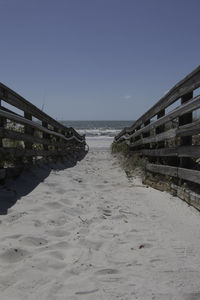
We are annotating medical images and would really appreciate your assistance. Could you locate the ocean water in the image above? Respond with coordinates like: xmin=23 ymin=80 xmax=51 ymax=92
xmin=61 ymin=120 xmax=134 ymax=149
xmin=61 ymin=120 xmax=134 ymax=138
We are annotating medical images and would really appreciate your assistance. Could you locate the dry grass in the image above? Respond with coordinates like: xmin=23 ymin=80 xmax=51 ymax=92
xmin=111 ymin=141 xmax=147 ymax=178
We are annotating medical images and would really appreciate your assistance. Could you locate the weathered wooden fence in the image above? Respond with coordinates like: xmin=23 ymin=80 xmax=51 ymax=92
xmin=0 ymin=82 xmax=86 ymax=180
xmin=115 ymin=66 xmax=200 ymax=195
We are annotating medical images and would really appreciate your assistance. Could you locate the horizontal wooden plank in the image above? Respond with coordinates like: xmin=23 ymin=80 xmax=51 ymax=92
xmin=132 ymin=145 xmax=200 ymax=158
xmin=0 ymin=83 xmax=83 ymax=141
xmin=115 ymin=65 xmax=200 ymax=140
xmin=120 ymin=95 xmax=200 ymax=142
xmin=132 ymin=147 xmax=178 ymax=157
xmin=130 ymin=128 xmax=176 ymax=147
xmin=0 ymin=84 xmax=69 ymax=133
xmin=0 ymin=105 xmax=23 ymax=118
xmin=146 ymin=163 xmax=178 ymax=177
xmin=177 ymin=119 xmax=200 ymax=137
xmin=178 ymin=168 xmax=200 ymax=185
xmin=146 ymin=163 xmax=200 ymax=185
xmin=0 ymin=147 xmax=85 ymax=158
xmin=0 ymin=128 xmax=68 ymax=147
xmin=128 ymin=95 xmax=200 ymax=137
xmin=129 ymin=120 xmax=200 ymax=147
xmin=0 ymin=109 xmax=84 ymax=144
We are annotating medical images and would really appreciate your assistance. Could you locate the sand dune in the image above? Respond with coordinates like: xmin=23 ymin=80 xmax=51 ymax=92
xmin=0 ymin=148 xmax=200 ymax=299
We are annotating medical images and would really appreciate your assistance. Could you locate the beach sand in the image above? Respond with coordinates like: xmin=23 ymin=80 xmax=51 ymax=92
xmin=0 ymin=140 xmax=200 ymax=299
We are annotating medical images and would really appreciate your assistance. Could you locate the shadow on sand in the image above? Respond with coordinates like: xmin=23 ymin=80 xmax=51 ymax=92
xmin=0 ymin=150 xmax=88 ymax=215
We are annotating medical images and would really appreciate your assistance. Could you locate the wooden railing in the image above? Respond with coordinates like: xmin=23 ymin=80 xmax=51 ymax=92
xmin=115 ymin=66 xmax=200 ymax=187
xmin=0 ymin=83 xmax=86 ymax=180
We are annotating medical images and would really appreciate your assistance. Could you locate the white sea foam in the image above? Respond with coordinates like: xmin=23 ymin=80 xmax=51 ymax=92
xmin=77 ymin=129 xmax=117 ymax=150
xmin=77 ymin=128 xmax=120 ymax=137
xmin=61 ymin=121 xmax=134 ymax=138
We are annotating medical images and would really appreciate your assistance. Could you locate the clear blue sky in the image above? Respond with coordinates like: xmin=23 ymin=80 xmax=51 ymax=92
xmin=1 ymin=0 xmax=200 ymax=120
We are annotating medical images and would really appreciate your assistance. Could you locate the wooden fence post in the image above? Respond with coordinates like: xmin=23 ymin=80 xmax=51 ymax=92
xmin=135 ymin=126 xmax=141 ymax=143
xmin=143 ymin=120 xmax=150 ymax=148
xmin=62 ymin=130 xmax=67 ymax=152
xmin=152 ymin=110 xmax=165 ymax=164
xmin=0 ymin=83 xmax=85 ymax=179
xmin=156 ymin=109 xmax=165 ymax=148
xmin=179 ymin=92 xmax=193 ymax=168
xmin=24 ymin=112 xmax=34 ymax=163
xmin=42 ymin=122 xmax=49 ymax=151
xmin=54 ymin=127 xmax=60 ymax=152
xmin=0 ymin=100 xmax=4 ymax=148
xmin=0 ymin=100 xmax=6 ymax=168
xmin=114 ymin=66 xmax=200 ymax=190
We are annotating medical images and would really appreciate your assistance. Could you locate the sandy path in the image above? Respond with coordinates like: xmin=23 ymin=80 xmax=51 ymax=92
xmin=0 ymin=150 xmax=200 ymax=299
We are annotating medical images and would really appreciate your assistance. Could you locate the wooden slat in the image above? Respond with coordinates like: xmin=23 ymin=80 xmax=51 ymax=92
xmin=0 ymin=109 xmax=84 ymax=144
xmin=132 ymin=145 xmax=200 ymax=158
xmin=0 ymin=82 xmax=83 ymax=140
xmin=129 ymin=94 xmax=200 ymax=137
xmin=0 ymin=85 xmax=63 ymax=131
xmin=130 ymin=128 xmax=177 ymax=147
xmin=114 ymin=67 xmax=200 ymax=188
xmin=179 ymin=92 xmax=193 ymax=168
xmin=121 ymin=95 xmax=200 ymax=142
xmin=177 ymin=120 xmax=200 ymax=137
xmin=0 ymin=147 xmax=83 ymax=158
xmin=178 ymin=168 xmax=200 ymax=185
xmin=115 ymin=65 xmax=200 ymax=140
xmin=42 ymin=121 xmax=49 ymax=151
xmin=132 ymin=148 xmax=178 ymax=157
xmin=24 ymin=112 xmax=34 ymax=157
xmin=129 ymin=120 xmax=200 ymax=147
xmin=0 ymin=84 xmax=67 ymax=133
xmin=146 ymin=163 xmax=178 ymax=177
xmin=0 ymin=128 xmax=68 ymax=147
xmin=0 ymin=105 xmax=23 ymax=117
xmin=0 ymin=83 xmax=85 ymax=180
xmin=146 ymin=163 xmax=200 ymax=185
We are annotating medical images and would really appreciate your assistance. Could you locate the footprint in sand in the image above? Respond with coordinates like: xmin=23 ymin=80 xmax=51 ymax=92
xmin=46 ymin=182 xmax=57 ymax=188
xmin=45 ymin=202 xmax=63 ymax=209
xmin=95 ymin=184 xmax=106 ymax=189
xmin=95 ymin=269 xmax=119 ymax=275
xmin=47 ymin=250 xmax=65 ymax=260
xmin=48 ymin=261 xmax=66 ymax=270
xmin=75 ymin=289 xmax=99 ymax=295
xmin=20 ymin=236 xmax=48 ymax=247
xmin=49 ymin=241 xmax=69 ymax=249
xmin=150 ymin=259 xmax=162 ymax=263
xmin=33 ymin=219 xmax=43 ymax=227
xmin=79 ymin=239 xmax=102 ymax=251
xmin=30 ymin=207 xmax=46 ymax=213
xmin=119 ymin=209 xmax=138 ymax=217
xmin=45 ymin=191 xmax=51 ymax=195
xmin=47 ymin=229 xmax=69 ymax=238
xmin=73 ymin=178 xmax=83 ymax=183
xmin=47 ymin=216 xmax=67 ymax=226
xmin=56 ymin=188 xmax=66 ymax=195
xmin=111 ymin=214 xmax=127 ymax=220
xmin=6 ymin=212 xmax=28 ymax=223
xmin=138 ymin=243 xmax=152 ymax=249
xmin=103 ymin=209 xmax=112 ymax=217
xmin=0 ymin=248 xmax=29 ymax=263
xmin=60 ymin=198 xmax=72 ymax=205
xmin=3 ymin=234 xmax=22 ymax=240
